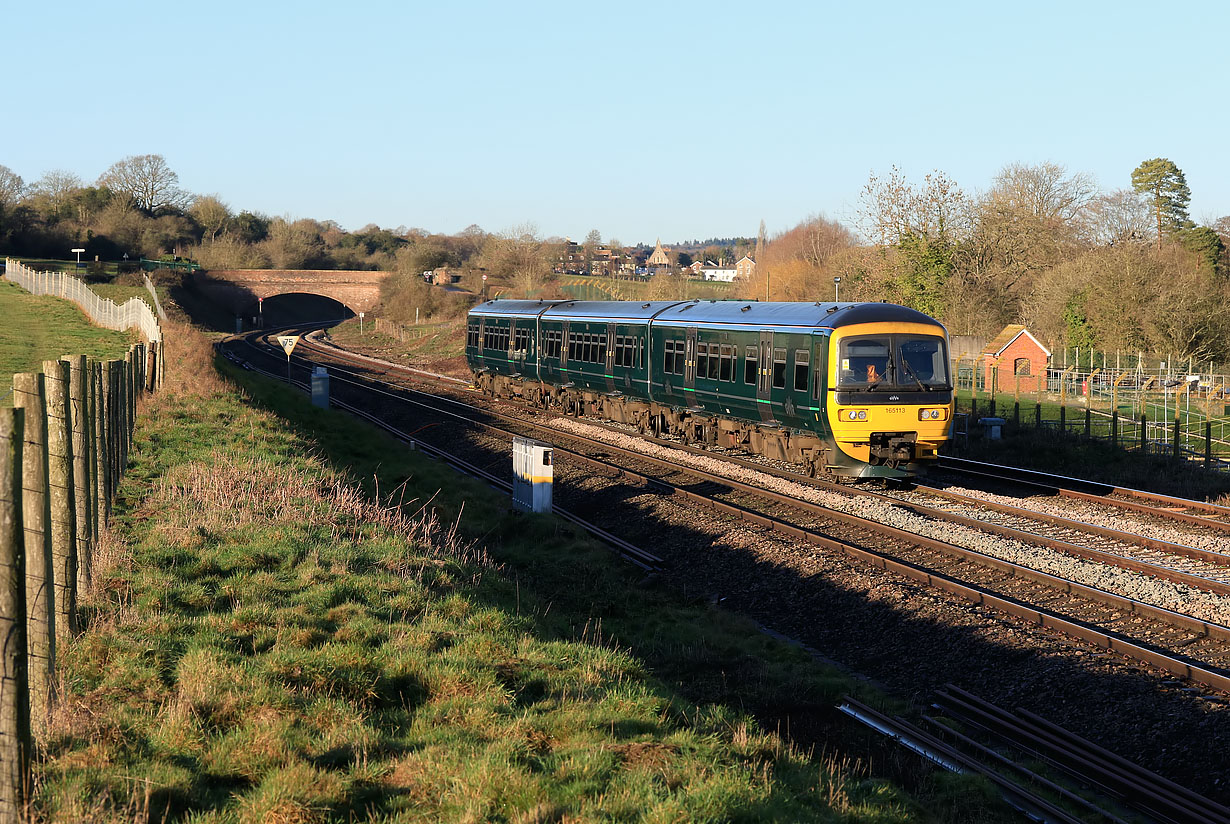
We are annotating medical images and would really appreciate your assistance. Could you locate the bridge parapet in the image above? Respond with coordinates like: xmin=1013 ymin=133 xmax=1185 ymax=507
xmin=192 ymin=269 xmax=387 ymax=314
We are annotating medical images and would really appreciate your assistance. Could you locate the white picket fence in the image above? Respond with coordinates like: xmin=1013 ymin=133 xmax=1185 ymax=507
xmin=3 ymin=258 xmax=162 ymax=345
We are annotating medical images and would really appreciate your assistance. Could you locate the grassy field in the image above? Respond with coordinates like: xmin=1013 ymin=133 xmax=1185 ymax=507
xmin=31 ymin=321 xmax=1018 ymax=822
xmin=553 ymin=275 xmax=737 ymax=302
xmin=0 ymin=279 xmax=136 ymax=403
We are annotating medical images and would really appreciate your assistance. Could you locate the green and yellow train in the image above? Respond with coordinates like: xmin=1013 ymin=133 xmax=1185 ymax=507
xmin=466 ymin=299 xmax=954 ymax=480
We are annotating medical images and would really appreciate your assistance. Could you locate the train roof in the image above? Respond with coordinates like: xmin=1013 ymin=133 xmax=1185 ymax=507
xmin=469 ymin=299 xmax=945 ymax=331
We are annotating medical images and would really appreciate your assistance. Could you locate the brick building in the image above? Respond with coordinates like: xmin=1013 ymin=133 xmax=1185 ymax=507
xmin=981 ymin=325 xmax=1051 ymax=393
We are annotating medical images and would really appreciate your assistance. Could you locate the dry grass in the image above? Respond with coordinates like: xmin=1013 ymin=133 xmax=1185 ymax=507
xmin=152 ymin=318 xmax=228 ymax=401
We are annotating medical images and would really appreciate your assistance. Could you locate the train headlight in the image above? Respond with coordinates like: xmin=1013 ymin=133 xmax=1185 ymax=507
xmin=918 ymin=408 xmax=948 ymax=421
xmin=843 ymin=409 xmax=868 ymax=421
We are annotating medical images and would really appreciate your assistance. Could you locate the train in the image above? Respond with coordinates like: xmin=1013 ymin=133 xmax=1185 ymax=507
xmin=465 ymin=298 xmax=954 ymax=480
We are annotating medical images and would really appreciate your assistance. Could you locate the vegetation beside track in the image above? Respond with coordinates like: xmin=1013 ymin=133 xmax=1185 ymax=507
xmin=0 ymin=279 xmax=135 ymax=401
xmin=37 ymin=319 xmax=1017 ymax=822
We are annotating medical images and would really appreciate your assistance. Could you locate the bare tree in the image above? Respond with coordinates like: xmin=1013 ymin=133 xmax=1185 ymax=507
xmin=479 ymin=223 xmax=554 ymax=297
xmin=857 ymin=166 xmax=971 ymax=245
xmin=190 ymin=194 xmax=232 ymax=241
xmin=29 ymin=170 xmax=83 ymax=219
xmin=1084 ymin=189 xmax=1151 ymax=246
xmin=0 ymin=165 xmax=23 ymax=208
xmin=989 ymin=162 xmax=1096 ymax=223
xmin=97 ymin=154 xmax=191 ymax=212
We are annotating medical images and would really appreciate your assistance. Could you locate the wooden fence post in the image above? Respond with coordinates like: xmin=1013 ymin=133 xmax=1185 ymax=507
xmin=43 ymin=360 xmax=78 ymax=645
xmin=94 ymin=361 xmax=111 ymax=527
xmin=63 ymin=355 xmax=92 ymax=595
xmin=1084 ymin=407 xmax=1091 ymax=439
xmin=12 ymin=374 xmax=54 ymax=734
xmin=121 ymin=352 xmax=132 ymax=468
xmin=1140 ymin=413 xmax=1148 ymax=454
xmin=146 ymin=341 xmax=157 ymax=392
xmin=105 ymin=361 xmax=120 ymax=488
xmin=0 ymin=408 xmax=32 ymax=820
xmin=1172 ymin=416 xmax=1181 ymax=461
xmin=1111 ymin=409 xmax=1118 ymax=448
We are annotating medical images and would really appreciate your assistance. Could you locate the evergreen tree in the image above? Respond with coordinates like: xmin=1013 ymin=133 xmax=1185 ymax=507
xmin=1130 ymin=158 xmax=1192 ymax=247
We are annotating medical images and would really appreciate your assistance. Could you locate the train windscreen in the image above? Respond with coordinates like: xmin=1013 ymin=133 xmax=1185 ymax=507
xmin=837 ymin=335 xmax=950 ymax=391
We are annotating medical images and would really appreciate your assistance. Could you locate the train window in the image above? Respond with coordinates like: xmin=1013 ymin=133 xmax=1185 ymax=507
xmin=719 ymin=345 xmax=733 ymax=382
xmin=598 ymin=336 xmax=608 ymax=365
xmin=696 ymin=343 xmax=708 ymax=380
xmin=664 ymin=339 xmax=676 ymax=374
xmin=708 ymin=345 xmax=720 ymax=380
xmin=899 ymin=337 xmax=949 ymax=387
xmin=772 ymin=348 xmax=787 ymax=389
xmin=513 ymin=327 xmax=530 ymax=354
xmin=744 ymin=346 xmax=757 ymax=384
xmin=467 ymin=322 xmax=479 ymax=349
xmin=839 ymin=337 xmax=891 ymax=386
xmin=542 ymin=329 xmax=562 ymax=359
xmin=568 ymin=333 xmax=578 ymax=362
xmin=794 ymin=350 xmax=809 ymax=392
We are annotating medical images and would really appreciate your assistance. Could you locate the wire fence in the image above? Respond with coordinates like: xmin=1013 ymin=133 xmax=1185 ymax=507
xmin=953 ymin=356 xmax=1230 ymax=469
xmin=3 ymin=258 xmax=162 ymax=344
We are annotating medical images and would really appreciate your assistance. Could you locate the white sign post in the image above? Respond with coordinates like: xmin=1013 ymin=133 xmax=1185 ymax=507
xmin=359 ymin=311 xmax=365 ymax=335
xmin=276 ymin=335 xmax=299 ymax=380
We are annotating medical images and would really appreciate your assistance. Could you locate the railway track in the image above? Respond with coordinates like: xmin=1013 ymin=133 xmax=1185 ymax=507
xmin=222 ymin=326 xmax=1230 ymax=805
xmin=230 ymin=328 xmax=1230 ymax=687
xmin=936 ymin=455 xmax=1230 ymax=532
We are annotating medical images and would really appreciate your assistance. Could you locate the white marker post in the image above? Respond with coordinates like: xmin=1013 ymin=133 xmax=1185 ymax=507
xmin=359 ymin=311 xmax=365 ymax=335
xmin=276 ymin=335 xmax=299 ymax=381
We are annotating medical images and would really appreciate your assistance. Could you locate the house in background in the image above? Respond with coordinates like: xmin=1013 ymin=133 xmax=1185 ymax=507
xmin=981 ymin=324 xmax=1051 ymax=393
xmin=735 ymin=255 xmax=756 ymax=281
xmin=646 ymin=239 xmax=672 ymax=277
xmin=698 ymin=263 xmax=737 ymax=282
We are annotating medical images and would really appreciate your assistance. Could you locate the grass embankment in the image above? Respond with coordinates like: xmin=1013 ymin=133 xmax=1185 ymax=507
xmin=325 ymin=317 xmax=468 ymax=378
xmin=37 ymin=321 xmax=1016 ymax=822
xmin=0 ymin=279 xmax=136 ymax=401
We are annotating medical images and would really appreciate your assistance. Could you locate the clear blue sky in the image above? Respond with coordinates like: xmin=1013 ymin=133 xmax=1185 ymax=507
xmin=6 ymin=0 xmax=1227 ymax=245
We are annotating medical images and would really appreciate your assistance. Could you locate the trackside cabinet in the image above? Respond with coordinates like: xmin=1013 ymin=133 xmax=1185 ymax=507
xmin=512 ymin=436 xmax=553 ymax=513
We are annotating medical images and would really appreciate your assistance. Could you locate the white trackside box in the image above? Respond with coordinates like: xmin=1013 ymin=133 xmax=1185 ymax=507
xmin=512 ymin=436 xmax=553 ymax=513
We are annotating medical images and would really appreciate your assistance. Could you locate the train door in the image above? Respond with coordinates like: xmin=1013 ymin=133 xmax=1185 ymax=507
xmin=757 ymin=330 xmax=775 ymax=422
xmin=685 ymin=327 xmax=697 ymax=390
xmin=811 ymin=332 xmax=831 ymax=435
xmin=509 ymin=320 xmax=520 ymax=371
xmin=605 ymin=323 xmax=617 ymax=393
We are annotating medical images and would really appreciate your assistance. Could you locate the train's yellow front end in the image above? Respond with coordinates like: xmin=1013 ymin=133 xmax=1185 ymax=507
xmin=826 ymin=321 xmax=954 ymax=477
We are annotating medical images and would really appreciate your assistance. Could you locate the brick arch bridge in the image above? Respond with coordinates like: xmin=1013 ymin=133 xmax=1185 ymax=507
xmin=190 ymin=269 xmax=388 ymax=315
